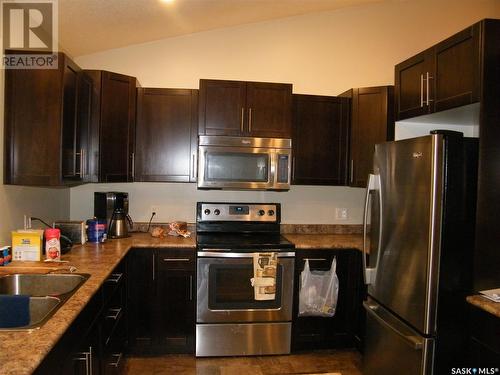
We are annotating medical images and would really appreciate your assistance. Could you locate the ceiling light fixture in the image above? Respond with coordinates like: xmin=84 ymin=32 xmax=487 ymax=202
xmin=160 ymin=0 xmax=175 ymax=3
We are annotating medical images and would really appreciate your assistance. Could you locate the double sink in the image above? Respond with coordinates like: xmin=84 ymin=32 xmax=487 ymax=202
xmin=0 ymin=273 xmax=89 ymax=330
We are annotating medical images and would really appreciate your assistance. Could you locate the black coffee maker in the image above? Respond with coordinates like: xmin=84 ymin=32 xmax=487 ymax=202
xmin=94 ymin=192 xmax=133 ymax=238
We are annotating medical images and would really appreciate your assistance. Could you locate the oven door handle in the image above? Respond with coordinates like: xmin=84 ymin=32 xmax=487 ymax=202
xmin=197 ymin=251 xmax=295 ymax=258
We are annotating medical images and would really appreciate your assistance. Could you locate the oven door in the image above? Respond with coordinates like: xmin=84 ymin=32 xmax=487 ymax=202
xmin=197 ymin=146 xmax=291 ymax=190
xmin=197 ymin=251 xmax=295 ymax=323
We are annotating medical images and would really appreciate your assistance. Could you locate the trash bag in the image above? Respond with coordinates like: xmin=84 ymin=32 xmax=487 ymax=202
xmin=298 ymin=258 xmax=339 ymax=317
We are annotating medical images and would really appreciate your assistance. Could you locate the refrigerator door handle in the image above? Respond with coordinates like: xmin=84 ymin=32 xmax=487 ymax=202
xmin=363 ymin=173 xmax=382 ymax=285
xmin=363 ymin=301 xmax=423 ymax=350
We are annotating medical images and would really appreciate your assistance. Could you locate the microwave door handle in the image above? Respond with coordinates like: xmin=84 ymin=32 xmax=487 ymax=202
xmin=269 ymin=152 xmax=276 ymax=188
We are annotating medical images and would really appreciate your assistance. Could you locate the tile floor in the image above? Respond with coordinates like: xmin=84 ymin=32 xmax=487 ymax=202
xmin=125 ymin=349 xmax=363 ymax=375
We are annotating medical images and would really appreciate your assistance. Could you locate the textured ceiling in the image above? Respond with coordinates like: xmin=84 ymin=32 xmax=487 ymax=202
xmin=59 ymin=0 xmax=384 ymax=57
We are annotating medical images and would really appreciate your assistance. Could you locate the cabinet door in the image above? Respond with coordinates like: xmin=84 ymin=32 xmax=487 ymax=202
xmin=348 ymin=87 xmax=394 ymax=188
xmin=246 ymin=82 xmax=292 ymax=138
xmin=61 ymin=60 xmax=80 ymax=181
xmin=199 ymin=79 xmax=246 ymax=136
xmin=156 ymin=249 xmax=195 ymax=354
xmin=4 ymin=53 xmax=65 ymax=185
xmin=292 ymin=250 xmax=353 ymax=350
xmin=99 ymin=72 xmax=136 ymax=182
xmin=136 ymin=88 xmax=198 ymax=182
xmin=433 ymin=23 xmax=481 ymax=112
xmin=292 ymin=95 xmax=349 ymax=185
xmin=395 ymin=50 xmax=433 ymax=121
xmin=75 ymin=72 xmax=93 ymax=183
xmin=127 ymin=249 xmax=156 ymax=354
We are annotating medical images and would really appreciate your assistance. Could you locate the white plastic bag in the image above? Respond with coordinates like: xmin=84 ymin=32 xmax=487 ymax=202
xmin=298 ymin=258 xmax=339 ymax=317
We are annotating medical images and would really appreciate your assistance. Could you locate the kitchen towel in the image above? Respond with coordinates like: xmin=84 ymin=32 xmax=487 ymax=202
xmin=0 ymin=294 xmax=30 ymax=328
xmin=250 ymin=252 xmax=277 ymax=301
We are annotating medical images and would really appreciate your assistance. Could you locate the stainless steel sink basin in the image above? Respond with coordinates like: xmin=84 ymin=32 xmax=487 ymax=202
xmin=0 ymin=273 xmax=89 ymax=331
xmin=0 ymin=273 xmax=89 ymax=296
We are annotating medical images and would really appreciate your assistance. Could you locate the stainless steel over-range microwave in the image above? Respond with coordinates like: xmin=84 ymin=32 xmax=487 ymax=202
xmin=197 ymin=136 xmax=292 ymax=190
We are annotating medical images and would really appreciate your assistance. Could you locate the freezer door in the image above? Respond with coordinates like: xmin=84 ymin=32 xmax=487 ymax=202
xmin=363 ymin=299 xmax=434 ymax=375
xmin=367 ymin=135 xmax=443 ymax=335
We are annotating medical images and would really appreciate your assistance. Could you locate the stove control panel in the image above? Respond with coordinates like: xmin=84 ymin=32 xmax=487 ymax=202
xmin=197 ymin=202 xmax=280 ymax=222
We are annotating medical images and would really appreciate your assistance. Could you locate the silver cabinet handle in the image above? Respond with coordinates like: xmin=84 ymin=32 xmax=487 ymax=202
xmin=73 ymin=351 xmax=90 ymax=375
xmin=191 ymin=153 xmax=197 ymax=180
xmin=88 ymin=346 xmax=93 ymax=375
xmin=106 ymin=273 xmax=123 ymax=284
xmin=105 ymin=307 xmax=122 ymax=320
xmin=75 ymin=149 xmax=84 ymax=177
xmin=240 ymin=107 xmax=244 ymax=133
xmin=426 ymin=71 xmax=433 ymax=106
xmin=248 ymin=107 xmax=253 ymax=133
xmin=152 ymin=252 xmax=155 ymax=281
xmin=163 ymin=258 xmax=191 ymax=262
xmin=420 ymin=74 xmax=424 ymax=108
xmin=81 ymin=149 xmax=85 ymax=178
xmin=350 ymin=159 xmax=354 ymax=185
xmin=189 ymin=275 xmax=193 ymax=301
xmin=131 ymin=152 xmax=135 ymax=179
xmin=83 ymin=148 xmax=86 ymax=178
xmin=303 ymin=258 xmax=327 ymax=262
xmin=74 ymin=346 xmax=92 ymax=375
xmin=108 ymin=353 xmax=123 ymax=368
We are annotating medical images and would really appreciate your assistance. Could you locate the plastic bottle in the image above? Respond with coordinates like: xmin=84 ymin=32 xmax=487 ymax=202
xmin=45 ymin=228 xmax=61 ymax=261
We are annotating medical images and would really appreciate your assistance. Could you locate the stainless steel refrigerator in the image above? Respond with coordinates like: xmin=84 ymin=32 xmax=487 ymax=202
xmin=362 ymin=131 xmax=478 ymax=375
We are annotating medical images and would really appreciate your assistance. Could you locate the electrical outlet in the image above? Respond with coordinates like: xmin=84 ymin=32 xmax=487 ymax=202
xmin=150 ymin=205 xmax=160 ymax=216
xmin=335 ymin=208 xmax=349 ymax=220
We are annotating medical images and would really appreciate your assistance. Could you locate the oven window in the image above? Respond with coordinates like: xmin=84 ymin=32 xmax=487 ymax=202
xmin=205 ymin=152 xmax=269 ymax=182
xmin=208 ymin=264 xmax=283 ymax=310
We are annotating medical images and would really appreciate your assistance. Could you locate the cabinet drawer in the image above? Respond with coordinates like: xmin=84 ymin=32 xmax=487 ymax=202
xmin=157 ymin=249 xmax=194 ymax=270
xmin=102 ymin=305 xmax=124 ymax=347
xmin=103 ymin=263 xmax=126 ymax=302
xmin=103 ymin=313 xmax=127 ymax=375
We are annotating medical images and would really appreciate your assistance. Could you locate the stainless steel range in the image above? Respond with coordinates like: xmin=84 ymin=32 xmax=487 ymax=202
xmin=195 ymin=202 xmax=295 ymax=357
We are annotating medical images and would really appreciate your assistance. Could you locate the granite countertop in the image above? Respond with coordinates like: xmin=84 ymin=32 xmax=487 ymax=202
xmin=466 ymin=295 xmax=500 ymax=319
xmin=0 ymin=231 xmax=364 ymax=375
xmin=0 ymin=232 xmax=196 ymax=375
xmin=284 ymin=233 xmax=364 ymax=251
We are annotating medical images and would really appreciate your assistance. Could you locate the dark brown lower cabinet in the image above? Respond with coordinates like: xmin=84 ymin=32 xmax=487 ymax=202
xmin=127 ymin=248 xmax=195 ymax=355
xmin=468 ymin=305 xmax=500 ymax=367
xmin=292 ymin=249 xmax=363 ymax=351
xmin=127 ymin=248 xmax=155 ymax=353
xmin=156 ymin=249 xmax=195 ymax=353
xmin=35 ymin=260 xmax=127 ymax=375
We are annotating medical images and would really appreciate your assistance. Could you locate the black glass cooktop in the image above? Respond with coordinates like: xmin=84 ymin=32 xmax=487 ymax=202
xmin=196 ymin=233 xmax=294 ymax=250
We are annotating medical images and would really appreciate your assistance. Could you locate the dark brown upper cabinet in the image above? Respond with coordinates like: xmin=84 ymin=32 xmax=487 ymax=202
xmin=4 ymin=52 xmax=91 ymax=186
xmin=292 ymin=94 xmax=350 ymax=185
xmin=85 ymin=70 xmax=137 ymax=183
xmin=395 ymin=21 xmax=483 ymax=121
xmin=199 ymin=79 xmax=292 ymax=138
xmin=473 ymin=19 xmax=500 ymax=292
xmin=340 ymin=86 xmax=394 ymax=188
xmin=135 ymin=88 xmax=198 ymax=182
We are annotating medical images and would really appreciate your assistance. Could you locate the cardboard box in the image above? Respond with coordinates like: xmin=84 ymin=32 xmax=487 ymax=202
xmin=12 ymin=230 xmax=44 ymax=261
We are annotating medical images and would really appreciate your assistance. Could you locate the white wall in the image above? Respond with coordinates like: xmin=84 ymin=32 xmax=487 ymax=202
xmin=0 ymin=68 xmax=71 ymax=245
xmin=68 ymin=0 xmax=500 ymax=224
xmin=70 ymin=183 xmax=365 ymax=224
